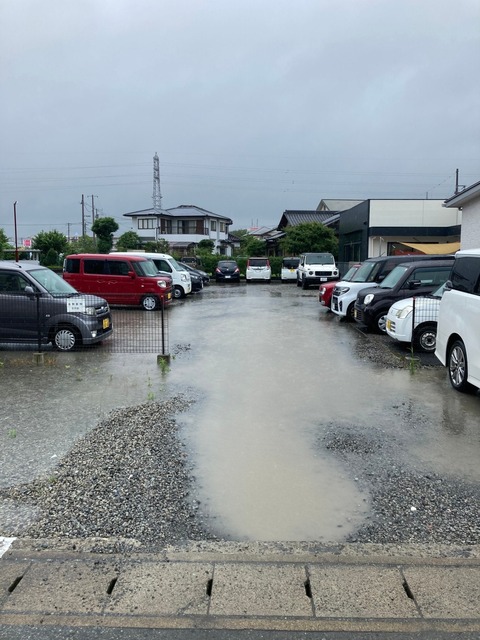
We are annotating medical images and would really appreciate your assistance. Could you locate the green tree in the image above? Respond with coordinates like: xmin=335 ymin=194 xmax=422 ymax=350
xmin=150 ymin=237 xmax=170 ymax=253
xmin=116 ymin=230 xmax=142 ymax=251
xmin=241 ymin=236 xmax=266 ymax=257
xmin=67 ymin=235 xmax=97 ymax=254
xmin=280 ymin=222 xmax=338 ymax=256
xmin=0 ymin=228 xmax=11 ymax=258
xmin=91 ymin=217 xmax=119 ymax=254
xmin=32 ymin=230 xmax=69 ymax=265
xmin=198 ymin=239 xmax=215 ymax=252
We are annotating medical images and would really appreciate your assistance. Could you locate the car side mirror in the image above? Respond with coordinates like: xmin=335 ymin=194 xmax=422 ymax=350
xmin=24 ymin=285 xmax=36 ymax=296
xmin=128 ymin=270 xmax=136 ymax=278
xmin=444 ymin=279 xmax=453 ymax=290
xmin=408 ymin=280 xmax=422 ymax=289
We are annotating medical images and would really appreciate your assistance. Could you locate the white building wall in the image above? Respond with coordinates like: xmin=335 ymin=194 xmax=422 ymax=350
xmin=369 ymin=200 xmax=461 ymax=228
xmin=460 ymin=199 xmax=480 ymax=249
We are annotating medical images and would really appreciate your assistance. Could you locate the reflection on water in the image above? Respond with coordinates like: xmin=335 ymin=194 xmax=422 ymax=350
xmin=170 ymin=284 xmax=480 ymax=540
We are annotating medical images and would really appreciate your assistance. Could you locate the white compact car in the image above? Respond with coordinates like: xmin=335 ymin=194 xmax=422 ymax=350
xmin=435 ymin=248 xmax=480 ymax=393
xmin=385 ymin=283 xmax=445 ymax=353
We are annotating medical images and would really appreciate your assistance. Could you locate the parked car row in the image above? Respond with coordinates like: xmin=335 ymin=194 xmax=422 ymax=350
xmin=319 ymin=249 xmax=480 ymax=394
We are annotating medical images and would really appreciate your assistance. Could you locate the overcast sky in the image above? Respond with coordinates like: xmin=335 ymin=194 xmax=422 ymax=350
xmin=1 ymin=0 xmax=479 ymax=242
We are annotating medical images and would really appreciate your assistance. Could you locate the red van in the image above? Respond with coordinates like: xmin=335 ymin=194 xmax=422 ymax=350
xmin=63 ymin=254 xmax=172 ymax=310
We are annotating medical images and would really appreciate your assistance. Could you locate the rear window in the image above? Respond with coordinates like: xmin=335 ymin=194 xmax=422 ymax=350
xmin=451 ymin=257 xmax=480 ymax=295
xmin=248 ymin=258 xmax=269 ymax=267
xmin=282 ymin=258 xmax=299 ymax=268
xmin=218 ymin=261 xmax=237 ymax=267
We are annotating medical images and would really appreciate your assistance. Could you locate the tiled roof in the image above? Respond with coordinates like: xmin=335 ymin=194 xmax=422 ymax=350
xmin=278 ymin=210 xmax=334 ymax=229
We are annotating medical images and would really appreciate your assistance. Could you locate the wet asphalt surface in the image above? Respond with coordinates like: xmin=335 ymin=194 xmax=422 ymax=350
xmin=0 ymin=281 xmax=479 ymax=547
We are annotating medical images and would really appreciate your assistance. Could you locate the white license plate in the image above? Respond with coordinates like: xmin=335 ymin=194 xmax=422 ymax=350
xmin=225 ymin=275 xmax=231 ymax=279
xmin=320 ymin=277 xmax=327 ymax=282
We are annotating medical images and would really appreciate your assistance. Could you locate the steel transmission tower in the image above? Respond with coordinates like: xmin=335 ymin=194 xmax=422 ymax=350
xmin=153 ymin=152 xmax=162 ymax=212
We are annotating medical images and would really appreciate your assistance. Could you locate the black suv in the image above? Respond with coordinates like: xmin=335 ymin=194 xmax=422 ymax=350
xmin=354 ymin=259 xmax=454 ymax=333
xmin=0 ymin=261 xmax=112 ymax=351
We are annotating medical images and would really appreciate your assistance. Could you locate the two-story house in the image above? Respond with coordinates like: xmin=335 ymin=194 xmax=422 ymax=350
xmin=123 ymin=204 xmax=234 ymax=254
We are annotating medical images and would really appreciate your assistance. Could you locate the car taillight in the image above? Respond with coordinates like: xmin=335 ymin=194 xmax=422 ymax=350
xmin=215 ymin=267 xmax=221 ymax=273
xmin=234 ymin=267 xmax=239 ymax=273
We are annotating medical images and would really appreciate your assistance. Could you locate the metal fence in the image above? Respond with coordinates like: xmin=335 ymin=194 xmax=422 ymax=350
xmin=410 ymin=295 xmax=440 ymax=352
xmin=0 ymin=292 xmax=170 ymax=355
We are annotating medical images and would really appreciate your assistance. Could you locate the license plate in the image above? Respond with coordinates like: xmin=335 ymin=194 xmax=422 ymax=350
xmin=167 ymin=292 xmax=172 ymax=300
xmin=320 ymin=277 xmax=327 ymax=282
xmin=354 ymin=309 xmax=358 ymax=319
xmin=102 ymin=318 xmax=110 ymax=329
xmin=386 ymin=319 xmax=392 ymax=330
xmin=225 ymin=275 xmax=231 ymax=279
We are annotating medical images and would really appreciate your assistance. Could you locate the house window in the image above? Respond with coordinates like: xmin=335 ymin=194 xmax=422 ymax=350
xmin=220 ymin=222 xmax=225 ymax=232
xmin=210 ymin=220 xmax=217 ymax=231
xmin=180 ymin=220 xmax=196 ymax=234
xmin=138 ymin=218 xmax=155 ymax=229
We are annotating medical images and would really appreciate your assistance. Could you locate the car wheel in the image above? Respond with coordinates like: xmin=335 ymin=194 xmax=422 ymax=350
xmin=142 ymin=295 xmax=159 ymax=311
xmin=448 ymin=339 xmax=474 ymax=393
xmin=296 ymin=278 xmax=301 ymax=287
xmin=413 ymin=323 xmax=437 ymax=353
xmin=345 ymin=302 xmax=355 ymax=321
xmin=173 ymin=286 xmax=184 ymax=299
xmin=52 ymin=326 xmax=80 ymax=351
xmin=374 ymin=311 xmax=387 ymax=333
xmin=301 ymin=278 xmax=309 ymax=290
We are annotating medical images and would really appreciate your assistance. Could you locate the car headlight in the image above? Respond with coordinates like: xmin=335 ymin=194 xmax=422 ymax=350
xmin=396 ymin=305 xmax=413 ymax=319
xmin=84 ymin=306 xmax=96 ymax=316
xmin=157 ymin=280 xmax=167 ymax=289
xmin=364 ymin=293 xmax=375 ymax=305
xmin=181 ymin=273 xmax=188 ymax=281
xmin=336 ymin=286 xmax=350 ymax=294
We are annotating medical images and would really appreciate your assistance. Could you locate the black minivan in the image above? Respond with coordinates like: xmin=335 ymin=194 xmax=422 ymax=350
xmin=354 ymin=258 xmax=454 ymax=333
xmin=0 ymin=261 xmax=112 ymax=351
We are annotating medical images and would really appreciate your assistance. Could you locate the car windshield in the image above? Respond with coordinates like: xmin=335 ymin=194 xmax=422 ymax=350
xmin=431 ymin=282 xmax=447 ymax=298
xmin=351 ymin=261 xmax=382 ymax=282
xmin=282 ymin=258 xmax=299 ymax=268
xmin=306 ymin=253 xmax=334 ymax=264
xmin=170 ymin=257 xmax=186 ymax=272
xmin=343 ymin=265 xmax=360 ymax=281
xmin=29 ymin=268 xmax=79 ymax=296
xmin=379 ymin=265 xmax=409 ymax=288
xmin=134 ymin=260 xmax=160 ymax=277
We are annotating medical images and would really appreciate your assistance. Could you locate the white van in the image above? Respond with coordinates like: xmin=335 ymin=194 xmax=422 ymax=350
xmin=435 ymin=248 xmax=480 ymax=393
xmin=112 ymin=252 xmax=192 ymax=299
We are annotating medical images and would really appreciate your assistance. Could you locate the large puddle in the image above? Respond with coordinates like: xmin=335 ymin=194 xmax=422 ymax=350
xmin=2 ymin=283 xmax=479 ymax=541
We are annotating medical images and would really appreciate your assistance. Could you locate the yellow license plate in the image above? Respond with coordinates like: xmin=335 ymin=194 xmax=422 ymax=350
xmin=103 ymin=318 xmax=110 ymax=329
xmin=167 ymin=292 xmax=172 ymax=300
xmin=386 ymin=319 xmax=392 ymax=330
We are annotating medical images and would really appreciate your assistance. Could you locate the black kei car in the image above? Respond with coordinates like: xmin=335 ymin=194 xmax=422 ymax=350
xmin=178 ymin=262 xmax=210 ymax=286
xmin=178 ymin=262 xmax=203 ymax=292
xmin=215 ymin=260 xmax=241 ymax=282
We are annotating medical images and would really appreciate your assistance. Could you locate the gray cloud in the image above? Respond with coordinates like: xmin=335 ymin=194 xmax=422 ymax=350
xmin=1 ymin=0 xmax=479 ymax=241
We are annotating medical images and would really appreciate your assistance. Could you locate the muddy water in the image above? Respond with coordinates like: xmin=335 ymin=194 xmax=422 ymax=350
xmin=168 ymin=283 xmax=480 ymax=541
xmin=2 ymin=282 xmax=479 ymax=541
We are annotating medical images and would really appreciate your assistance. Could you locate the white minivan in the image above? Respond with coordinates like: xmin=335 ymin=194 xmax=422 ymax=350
xmin=112 ymin=251 xmax=192 ymax=299
xmin=435 ymin=248 xmax=480 ymax=393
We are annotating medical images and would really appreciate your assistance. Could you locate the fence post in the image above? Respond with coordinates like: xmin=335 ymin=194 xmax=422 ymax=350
xmin=157 ymin=296 xmax=171 ymax=365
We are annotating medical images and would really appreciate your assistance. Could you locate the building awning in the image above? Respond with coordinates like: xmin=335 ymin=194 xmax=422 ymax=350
xmin=400 ymin=242 xmax=460 ymax=254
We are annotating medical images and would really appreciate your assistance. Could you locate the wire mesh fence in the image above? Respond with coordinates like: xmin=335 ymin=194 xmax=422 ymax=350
xmin=410 ymin=295 xmax=440 ymax=352
xmin=0 ymin=292 xmax=170 ymax=355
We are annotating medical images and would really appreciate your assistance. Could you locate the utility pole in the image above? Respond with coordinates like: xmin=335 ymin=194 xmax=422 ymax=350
xmin=455 ymin=169 xmax=465 ymax=195
xmin=13 ymin=201 xmax=18 ymax=262
xmin=81 ymin=194 xmax=85 ymax=237
xmin=153 ymin=152 xmax=162 ymax=212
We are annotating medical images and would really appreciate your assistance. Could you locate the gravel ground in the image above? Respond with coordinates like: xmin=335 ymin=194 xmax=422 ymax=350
xmin=0 ymin=333 xmax=478 ymax=549
xmin=0 ymin=396 xmax=217 ymax=548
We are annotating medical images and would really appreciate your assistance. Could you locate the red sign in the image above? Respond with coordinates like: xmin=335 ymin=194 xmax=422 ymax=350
xmin=23 ymin=238 xmax=32 ymax=248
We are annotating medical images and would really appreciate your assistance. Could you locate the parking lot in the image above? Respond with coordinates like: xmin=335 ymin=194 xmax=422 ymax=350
xmin=1 ymin=281 xmax=479 ymax=545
